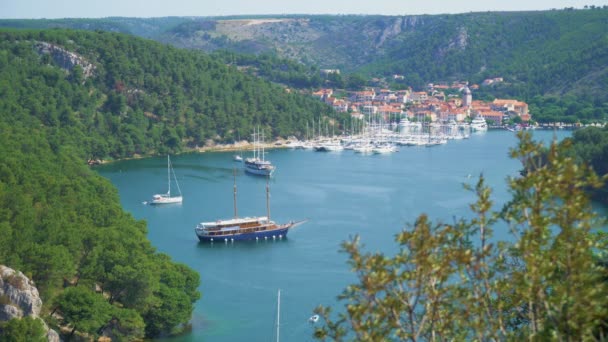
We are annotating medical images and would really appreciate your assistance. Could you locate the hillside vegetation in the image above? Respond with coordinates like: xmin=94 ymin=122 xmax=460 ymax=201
xmin=2 ymin=9 xmax=606 ymax=104
xmin=569 ymin=126 xmax=608 ymax=202
xmin=0 ymin=122 xmax=200 ymax=339
xmin=159 ymin=10 xmax=608 ymax=101
xmin=0 ymin=29 xmax=338 ymax=161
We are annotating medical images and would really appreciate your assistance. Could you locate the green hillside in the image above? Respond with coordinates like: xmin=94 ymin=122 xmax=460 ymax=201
xmin=0 ymin=29 xmax=219 ymax=339
xmin=0 ymin=29 xmax=339 ymax=161
xmin=364 ymin=9 xmax=608 ymax=99
xmin=2 ymin=9 xmax=606 ymax=104
xmin=148 ymin=10 xmax=608 ymax=101
xmin=0 ymin=124 xmax=200 ymax=339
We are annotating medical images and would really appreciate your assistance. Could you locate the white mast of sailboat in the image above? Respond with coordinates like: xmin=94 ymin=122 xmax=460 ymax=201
xmin=170 ymin=156 xmax=182 ymax=197
xmin=233 ymin=169 xmax=238 ymax=218
xmin=167 ymin=155 xmax=171 ymax=196
xmin=261 ymin=128 xmax=265 ymax=162
xmin=266 ymin=175 xmax=271 ymax=222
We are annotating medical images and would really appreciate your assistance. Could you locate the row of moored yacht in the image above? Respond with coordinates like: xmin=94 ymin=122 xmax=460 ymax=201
xmin=284 ymin=117 xmax=487 ymax=153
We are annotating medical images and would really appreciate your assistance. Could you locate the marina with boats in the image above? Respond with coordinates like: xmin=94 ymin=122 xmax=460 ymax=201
xmin=284 ymin=117 xmax=483 ymax=154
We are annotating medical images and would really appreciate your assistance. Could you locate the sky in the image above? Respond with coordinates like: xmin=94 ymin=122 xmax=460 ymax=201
xmin=1 ymin=0 xmax=606 ymax=19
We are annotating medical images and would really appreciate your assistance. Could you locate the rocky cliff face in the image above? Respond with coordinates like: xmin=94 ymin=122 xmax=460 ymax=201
xmin=376 ymin=17 xmax=404 ymax=48
xmin=435 ymin=26 xmax=469 ymax=59
xmin=0 ymin=265 xmax=60 ymax=342
xmin=35 ymin=42 xmax=96 ymax=78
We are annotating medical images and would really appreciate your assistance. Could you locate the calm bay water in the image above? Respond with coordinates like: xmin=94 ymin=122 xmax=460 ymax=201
xmin=98 ymin=130 xmax=571 ymax=342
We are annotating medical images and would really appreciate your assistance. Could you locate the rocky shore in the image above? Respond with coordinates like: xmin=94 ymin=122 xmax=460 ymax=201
xmin=191 ymin=138 xmax=290 ymax=153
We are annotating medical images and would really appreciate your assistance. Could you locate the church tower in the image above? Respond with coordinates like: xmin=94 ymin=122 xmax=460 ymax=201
xmin=462 ymin=85 xmax=472 ymax=107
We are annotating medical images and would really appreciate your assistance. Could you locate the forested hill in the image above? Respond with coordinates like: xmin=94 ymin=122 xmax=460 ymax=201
xmin=0 ymin=29 xmax=221 ymax=339
xmin=0 ymin=122 xmax=200 ymax=339
xmin=2 ymin=8 xmax=606 ymax=102
xmin=159 ymin=9 xmax=608 ymax=101
xmin=0 ymin=29 xmax=337 ymax=161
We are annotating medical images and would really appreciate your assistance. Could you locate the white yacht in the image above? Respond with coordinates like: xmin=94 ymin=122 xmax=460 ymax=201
xmin=470 ymin=116 xmax=488 ymax=132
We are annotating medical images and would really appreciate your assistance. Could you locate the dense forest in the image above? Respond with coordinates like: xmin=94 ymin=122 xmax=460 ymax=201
xmin=0 ymin=29 xmax=341 ymax=161
xmin=0 ymin=122 xmax=199 ymax=339
xmin=209 ymin=50 xmax=368 ymax=91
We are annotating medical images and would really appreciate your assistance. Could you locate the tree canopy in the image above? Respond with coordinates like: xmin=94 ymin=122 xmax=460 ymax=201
xmin=568 ymin=125 xmax=608 ymax=203
xmin=0 ymin=29 xmax=342 ymax=160
xmin=0 ymin=122 xmax=199 ymax=339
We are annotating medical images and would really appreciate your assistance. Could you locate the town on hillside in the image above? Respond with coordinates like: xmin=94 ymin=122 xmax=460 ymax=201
xmin=312 ymin=80 xmax=531 ymax=129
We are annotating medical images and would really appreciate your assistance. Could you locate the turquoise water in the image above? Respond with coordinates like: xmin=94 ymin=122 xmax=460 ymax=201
xmin=98 ymin=130 xmax=572 ymax=342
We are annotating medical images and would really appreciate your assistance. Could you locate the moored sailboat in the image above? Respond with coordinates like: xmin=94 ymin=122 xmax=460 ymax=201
xmin=194 ymin=172 xmax=306 ymax=242
xmin=244 ymin=128 xmax=275 ymax=176
xmin=150 ymin=155 xmax=183 ymax=205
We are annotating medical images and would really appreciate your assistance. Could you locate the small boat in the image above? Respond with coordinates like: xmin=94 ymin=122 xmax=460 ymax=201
xmin=233 ymin=135 xmax=244 ymax=162
xmin=353 ymin=143 xmax=374 ymax=154
xmin=150 ymin=155 xmax=182 ymax=205
xmin=194 ymin=171 xmax=306 ymax=242
xmin=308 ymin=314 xmax=319 ymax=324
xmin=372 ymin=143 xmax=397 ymax=154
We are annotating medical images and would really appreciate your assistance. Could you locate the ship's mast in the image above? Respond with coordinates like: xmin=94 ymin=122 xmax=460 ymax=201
xmin=167 ymin=155 xmax=171 ymax=196
xmin=266 ymin=175 xmax=270 ymax=222
xmin=233 ymin=169 xmax=238 ymax=219
xmin=276 ymin=289 xmax=281 ymax=342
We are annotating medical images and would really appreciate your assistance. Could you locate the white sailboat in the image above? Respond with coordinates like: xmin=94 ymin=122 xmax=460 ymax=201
xmin=244 ymin=128 xmax=275 ymax=176
xmin=150 ymin=155 xmax=183 ymax=204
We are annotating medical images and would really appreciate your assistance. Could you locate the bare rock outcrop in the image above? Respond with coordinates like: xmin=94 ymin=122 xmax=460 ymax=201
xmin=435 ymin=26 xmax=469 ymax=60
xmin=376 ymin=17 xmax=404 ymax=47
xmin=35 ymin=41 xmax=96 ymax=78
xmin=0 ymin=265 xmax=60 ymax=342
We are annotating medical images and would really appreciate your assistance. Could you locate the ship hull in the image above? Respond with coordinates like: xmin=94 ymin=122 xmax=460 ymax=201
xmin=196 ymin=226 xmax=290 ymax=242
xmin=149 ymin=196 xmax=183 ymax=205
xmin=244 ymin=163 xmax=275 ymax=176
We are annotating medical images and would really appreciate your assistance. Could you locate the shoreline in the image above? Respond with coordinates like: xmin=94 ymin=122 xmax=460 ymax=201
xmin=91 ymin=139 xmax=290 ymax=165
xmin=90 ymin=125 xmax=579 ymax=165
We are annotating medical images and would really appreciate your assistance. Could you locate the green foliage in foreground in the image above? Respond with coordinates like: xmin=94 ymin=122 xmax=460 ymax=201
xmin=0 ymin=122 xmax=200 ymax=339
xmin=313 ymin=132 xmax=608 ymax=340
